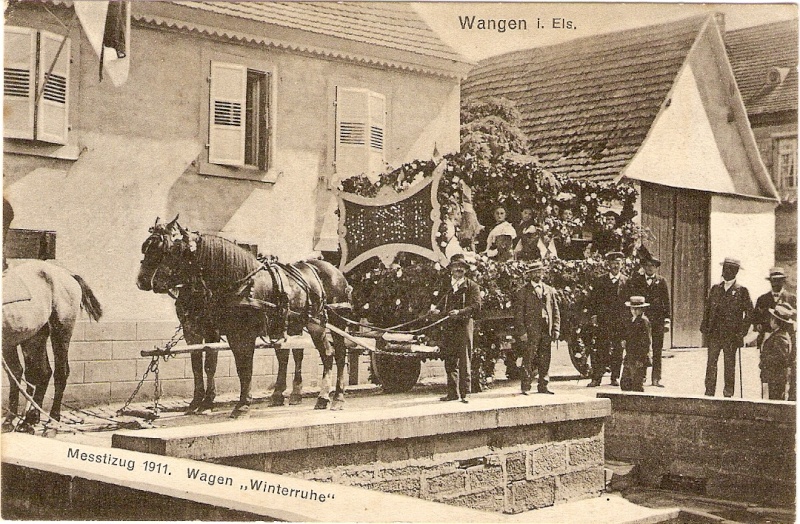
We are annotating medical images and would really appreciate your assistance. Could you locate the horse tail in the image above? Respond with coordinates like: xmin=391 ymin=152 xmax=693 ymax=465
xmin=72 ymin=274 xmax=103 ymax=322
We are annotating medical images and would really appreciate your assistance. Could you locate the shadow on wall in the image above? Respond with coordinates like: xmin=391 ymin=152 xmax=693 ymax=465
xmin=165 ymin=160 xmax=262 ymax=234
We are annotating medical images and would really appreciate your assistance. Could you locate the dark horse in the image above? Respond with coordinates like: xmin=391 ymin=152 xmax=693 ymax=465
xmin=3 ymin=260 xmax=103 ymax=431
xmin=136 ymin=218 xmax=351 ymax=417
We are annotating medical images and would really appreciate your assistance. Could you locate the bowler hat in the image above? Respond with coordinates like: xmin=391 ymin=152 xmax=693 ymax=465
xmin=643 ymin=256 xmax=661 ymax=267
xmin=625 ymin=296 xmax=650 ymax=308
xmin=720 ymin=257 xmax=743 ymax=269
xmin=769 ymin=303 xmax=796 ymax=325
xmin=767 ymin=267 xmax=787 ymax=280
xmin=448 ymin=253 xmax=469 ymax=270
xmin=605 ymin=251 xmax=624 ymax=261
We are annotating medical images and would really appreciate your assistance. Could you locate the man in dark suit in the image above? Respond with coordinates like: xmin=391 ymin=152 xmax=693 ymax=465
xmin=436 ymin=253 xmax=482 ymax=403
xmin=701 ymin=257 xmax=754 ymax=397
xmin=587 ymin=251 xmax=628 ymax=387
xmin=752 ymin=267 xmax=796 ymax=349
xmin=514 ymin=261 xmax=561 ymax=394
xmin=628 ymin=255 xmax=670 ymax=387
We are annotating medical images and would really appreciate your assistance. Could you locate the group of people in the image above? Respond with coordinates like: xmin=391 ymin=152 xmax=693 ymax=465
xmin=703 ymin=260 xmax=796 ymax=400
xmin=431 ymin=246 xmax=797 ymax=403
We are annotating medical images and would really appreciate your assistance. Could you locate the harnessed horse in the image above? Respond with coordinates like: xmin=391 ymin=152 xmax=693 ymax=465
xmin=3 ymin=260 xmax=102 ymax=431
xmin=136 ymin=218 xmax=351 ymax=417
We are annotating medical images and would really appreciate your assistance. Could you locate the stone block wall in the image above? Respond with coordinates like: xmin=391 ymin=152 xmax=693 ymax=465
xmin=217 ymin=418 xmax=606 ymax=514
xmin=599 ymin=393 xmax=795 ymax=507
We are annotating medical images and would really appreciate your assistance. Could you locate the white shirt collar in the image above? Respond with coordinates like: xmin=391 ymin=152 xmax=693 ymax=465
xmin=451 ymin=277 xmax=465 ymax=290
xmin=723 ymin=278 xmax=735 ymax=291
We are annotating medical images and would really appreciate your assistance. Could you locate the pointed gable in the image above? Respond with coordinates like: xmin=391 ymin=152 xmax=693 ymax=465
xmin=464 ymin=15 xmax=708 ymax=182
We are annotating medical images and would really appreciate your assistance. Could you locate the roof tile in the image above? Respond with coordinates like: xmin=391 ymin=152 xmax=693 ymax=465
xmin=463 ymin=15 xmax=709 ymax=182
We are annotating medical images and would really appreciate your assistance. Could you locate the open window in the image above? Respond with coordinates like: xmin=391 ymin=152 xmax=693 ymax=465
xmin=4 ymin=26 xmax=70 ymax=145
xmin=205 ymin=60 xmax=273 ymax=178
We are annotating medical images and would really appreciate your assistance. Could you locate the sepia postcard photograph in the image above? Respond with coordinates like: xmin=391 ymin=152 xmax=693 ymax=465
xmin=1 ymin=0 xmax=797 ymax=521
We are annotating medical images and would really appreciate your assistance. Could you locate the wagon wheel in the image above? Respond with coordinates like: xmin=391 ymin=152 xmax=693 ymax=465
xmin=370 ymin=351 xmax=421 ymax=393
xmin=565 ymin=334 xmax=591 ymax=378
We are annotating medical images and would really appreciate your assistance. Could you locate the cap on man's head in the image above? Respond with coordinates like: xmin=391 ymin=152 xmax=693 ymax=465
xmin=720 ymin=257 xmax=742 ymax=269
xmin=448 ymin=253 xmax=469 ymax=270
xmin=605 ymin=251 xmax=624 ymax=262
xmin=767 ymin=267 xmax=787 ymax=280
xmin=643 ymin=256 xmax=661 ymax=267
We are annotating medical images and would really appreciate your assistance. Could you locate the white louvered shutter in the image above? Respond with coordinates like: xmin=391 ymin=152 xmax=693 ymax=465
xmin=208 ymin=61 xmax=247 ymax=166
xmin=36 ymin=30 xmax=70 ymax=144
xmin=335 ymin=87 xmax=370 ymax=178
xmin=4 ymin=27 xmax=36 ymax=140
xmin=368 ymin=92 xmax=386 ymax=177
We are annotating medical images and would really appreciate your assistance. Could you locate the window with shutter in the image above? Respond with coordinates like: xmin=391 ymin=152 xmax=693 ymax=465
xmin=335 ymin=87 xmax=386 ymax=180
xmin=207 ymin=61 xmax=273 ymax=172
xmin=208 ymin=61 xmax=247 ymax=166
xmin=3 ymin=26 xmax=70 ymax=145
xmin=36 ymin=30 xmax=70 ymax=145
xmin=4 ymin=27 xmax=37 ymax=140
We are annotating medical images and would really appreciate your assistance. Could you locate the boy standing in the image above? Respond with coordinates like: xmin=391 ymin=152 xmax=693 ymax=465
xmin=620 ymin=296 xmax=652 ymax=392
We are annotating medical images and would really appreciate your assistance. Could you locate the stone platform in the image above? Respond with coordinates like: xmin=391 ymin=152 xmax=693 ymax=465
xmin=113 ymin=394 xmax=611 ymax=514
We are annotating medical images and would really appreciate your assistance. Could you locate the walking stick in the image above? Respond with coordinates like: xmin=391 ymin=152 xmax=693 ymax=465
xmin=738 ymin=345 xmax=744 ymax=398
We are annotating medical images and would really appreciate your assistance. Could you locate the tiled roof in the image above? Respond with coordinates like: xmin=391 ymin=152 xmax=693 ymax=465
xmin=463 ymin=15 xmax=710 ymax=182
xmin=176 ymin=1 xmax=464 ymax=63
xmin=726 ymin=19 xmax=798 ymax=117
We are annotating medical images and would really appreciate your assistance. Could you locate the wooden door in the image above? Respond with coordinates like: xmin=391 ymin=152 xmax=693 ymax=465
xmin=640 ymin=183 xmax=709 ymax=348
xmin=672 ymin=190 xmax=709 ymax=347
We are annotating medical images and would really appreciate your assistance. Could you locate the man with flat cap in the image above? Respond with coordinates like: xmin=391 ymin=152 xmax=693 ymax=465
xmin=586 ymin=251 xmax=628 ymax=387
xmin=628 ymin=253 xmax=670 ymax=387
xmin=435 ymin=253 xmax=481 ymax=403
xmin=514 ymin=261 xmax=561 ymax=395
xmin=701 ymin=257 xmax=753 ymax=397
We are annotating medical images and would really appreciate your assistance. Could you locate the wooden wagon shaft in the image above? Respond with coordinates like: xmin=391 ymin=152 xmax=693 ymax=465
xmin=141 ymin=340 xmax=283 ymax=357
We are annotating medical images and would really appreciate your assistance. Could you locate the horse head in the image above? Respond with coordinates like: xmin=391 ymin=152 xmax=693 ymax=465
xmin=137 ymin=216 xmax=189 ymax=293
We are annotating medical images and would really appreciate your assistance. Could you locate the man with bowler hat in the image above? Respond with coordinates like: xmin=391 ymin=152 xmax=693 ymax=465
xmin=586 ymin=251 xmax=628 ymax=387
xmin=752 ymin=267 xmax=796 ymax=350
xmin=514 ymin=261 xmax=561 ymax=394
xmin=435 ymin=253 xmax=481 ymax=403
xmin=701 ymin=257 xmax=753 ymax=397
xmin=628 ymin=252 xmax=670 ymax=387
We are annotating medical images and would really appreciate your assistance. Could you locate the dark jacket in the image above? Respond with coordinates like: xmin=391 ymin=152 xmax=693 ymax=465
xmin=623 ymin=313 xmax=652 ymax=363
xmin=514 ymin=281 xmax=561 ymax=342
xmin=761 ymin=328 xmax=792 ymax=383
xmin=627 ymin=273 xmax=670 ymax=325
xmin=438 ymin=277 xmax=482 ymax=354
xmin=700 ymin=281 xmax=753 ymax=345
xmin=753 ymin=289 xmax=797 ymax=337
xmin=588 ymin=273 xmax=629 ymax=334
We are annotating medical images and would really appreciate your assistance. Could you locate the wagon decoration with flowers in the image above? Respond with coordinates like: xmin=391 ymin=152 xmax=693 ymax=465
xmin=336 ymin=151 xmax=644 ymax=393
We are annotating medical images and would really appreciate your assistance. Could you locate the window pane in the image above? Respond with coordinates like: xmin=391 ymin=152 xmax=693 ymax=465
xmin=244 ymin=70 xmax=270 ymax=170
xmin=777 ymin=137 xmax=797 ymax=190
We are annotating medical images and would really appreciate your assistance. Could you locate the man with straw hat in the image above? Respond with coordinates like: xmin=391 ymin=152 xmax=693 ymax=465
xmin=760 ymin=303 xmax=795 ymax=400
xmin=514 ymin=260 xmax=561 ymax=395
xmin=752 ymin=267 xmax=796 ymax=351
xmin=700 ymin=257 xmax=753 ymax=397
xmin=620 ymin=296 xmax=651 ymax=392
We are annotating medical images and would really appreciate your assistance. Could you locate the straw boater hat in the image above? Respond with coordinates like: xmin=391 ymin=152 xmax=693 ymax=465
xmin=448 ymin=253 xmax=469 ymax=270
xmin=605 ymin=251 xmax=624 ymax=261
xmin=767 ymin=267 xmax=787 ymax=280
xmin=769 ymin=303 xmax=796 ymax=326
xmin=720 ymin=257 xmax=743 ymax=269
xmin=625 ymin=296 xmax=650 ymax=308
xmin=523 ymin=260 xmax=546 ymax=275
